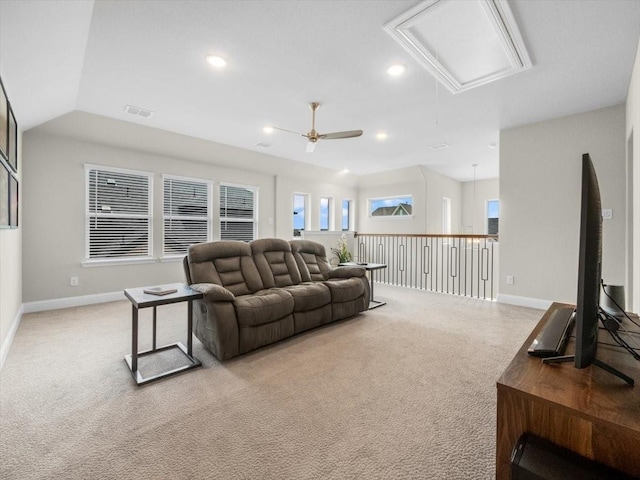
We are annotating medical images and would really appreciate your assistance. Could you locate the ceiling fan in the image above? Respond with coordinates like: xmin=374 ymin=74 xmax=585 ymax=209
xmin=272 ymin=102 xmax=363 ymax=153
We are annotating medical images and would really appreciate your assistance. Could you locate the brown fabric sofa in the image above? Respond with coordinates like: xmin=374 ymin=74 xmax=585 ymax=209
xmin=183 ymin=238 xmax=370 ymax=360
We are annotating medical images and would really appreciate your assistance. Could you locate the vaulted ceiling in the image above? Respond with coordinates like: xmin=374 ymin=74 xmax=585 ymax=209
xmin=1 ymin=0 xmax=639 ymax=181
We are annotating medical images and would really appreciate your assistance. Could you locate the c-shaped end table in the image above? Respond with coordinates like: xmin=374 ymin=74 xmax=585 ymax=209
xmin=124 ymin=283 xmax=203 ymax=386
xmin=338 ymin=262 xmax=387 ymax=309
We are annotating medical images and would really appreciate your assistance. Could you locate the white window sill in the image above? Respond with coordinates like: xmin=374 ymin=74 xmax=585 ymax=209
xmin=159 ymin=255 xmax=186 ymax=263
xmin=82 ymin=257 xmax=156 ymax=268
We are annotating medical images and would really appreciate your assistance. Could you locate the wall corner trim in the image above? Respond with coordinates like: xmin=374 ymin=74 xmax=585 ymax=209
xmin=1 ymin=305 xmax=24 ymax=371
xmin=496 ymin=293 xmax=552 ymax=310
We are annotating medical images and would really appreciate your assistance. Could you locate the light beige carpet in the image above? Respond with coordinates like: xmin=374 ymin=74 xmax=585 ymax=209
xmin=0 ymin=284 xmax=542 ymax=479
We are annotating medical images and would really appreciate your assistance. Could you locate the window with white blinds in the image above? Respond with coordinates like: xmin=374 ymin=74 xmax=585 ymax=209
xmin=85 ymin=165 xmax=153 ymax=261
xmin=219 ymin=183 xmax=257 ymax=242
xmin=163 ymin=175 xmax=212 ymax=256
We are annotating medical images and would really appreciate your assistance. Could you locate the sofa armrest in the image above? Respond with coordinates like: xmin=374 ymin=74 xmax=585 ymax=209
xmin=190 ymin=283 xmax=235 ymax=302
xmin=328 ymin=266 xmax=366 ymax=279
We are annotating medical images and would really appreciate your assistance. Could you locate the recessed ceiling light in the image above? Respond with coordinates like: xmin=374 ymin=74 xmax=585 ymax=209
xmin=386 ymin=64 xmax=406 ymax=76
xmin=341 ymin=169 xmax=350 ymax=174
xmin=488 ymin=143 xmax=497 ymax=149
xmin=376 ymin=132 xmax=388 ymax=140
xmin=263 ymin=126 xmax=274 ymax=134
xmin=206 ymin=55 xmax=227 ymax=68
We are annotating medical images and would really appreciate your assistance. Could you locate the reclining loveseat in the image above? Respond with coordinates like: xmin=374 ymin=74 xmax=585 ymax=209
xmin=183 ymin=238 xmax=370 ymax=360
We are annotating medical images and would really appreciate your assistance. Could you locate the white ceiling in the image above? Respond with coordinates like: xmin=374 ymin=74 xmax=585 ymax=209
xmin=1 ymin=0 xmax=639 ymax=181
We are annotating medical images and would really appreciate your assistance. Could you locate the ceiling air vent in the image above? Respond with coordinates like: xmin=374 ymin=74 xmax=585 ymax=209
xmin=384 ymin=0 xmax=532 ymax=94
xmin=430 ymin=142 xmax=450 ymax=151
xmin=124 ymin=105 xmax=153 ymax=118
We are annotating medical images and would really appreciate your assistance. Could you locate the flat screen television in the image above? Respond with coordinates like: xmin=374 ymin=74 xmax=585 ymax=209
xmin=574 ymin=153 xmax=602 ymax=369
xmin=544 ymin=153 xmax=633 ymax=385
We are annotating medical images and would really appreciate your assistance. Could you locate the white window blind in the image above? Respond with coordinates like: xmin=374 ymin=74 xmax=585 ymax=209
xmin=163 ymin=176 xmax=212 ymax=256
xmin=86 ymin=166 xmax=152 ymax=260
xmin=219 ymin=183 xmax=257 ymax=242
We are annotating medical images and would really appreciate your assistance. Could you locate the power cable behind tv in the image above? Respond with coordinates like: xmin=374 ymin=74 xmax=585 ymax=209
xmin=601 ymin=280 xmax=639 ymax=328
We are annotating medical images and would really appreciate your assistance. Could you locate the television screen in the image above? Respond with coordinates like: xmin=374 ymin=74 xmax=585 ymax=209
xmin=543 ymin=154 xmax=633 ymax=384
xmin=574 ymin=153 xmax=602 ymax=369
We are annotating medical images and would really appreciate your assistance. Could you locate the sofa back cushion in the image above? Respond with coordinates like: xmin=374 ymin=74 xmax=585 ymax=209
xmin=251 ymin=238 xmax=302 ymax=288
xmin=187 ymin=241 xmax=264 ymax=296
xmin=290 ymin=240 xmax=332 ymax=281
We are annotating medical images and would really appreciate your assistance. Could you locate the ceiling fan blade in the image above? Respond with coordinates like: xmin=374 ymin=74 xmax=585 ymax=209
xmin=272 ymin=126 xmax=307 ymax=137
xmin=320 ymin=130 xmax=363 ymax=140
xmin=306 ymin=141 xmax=317 ymax=153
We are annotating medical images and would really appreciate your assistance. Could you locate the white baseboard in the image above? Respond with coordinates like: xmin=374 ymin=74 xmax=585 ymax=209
xmin=496 ymin=293 xmax=552 ymax=310
xmin=23 ymin=291 xmax=125 ymax=314
xmin=1 ymin=304 xmax=24 ymax=371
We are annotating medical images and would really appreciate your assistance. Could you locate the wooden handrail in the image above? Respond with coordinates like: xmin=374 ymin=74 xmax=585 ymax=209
xmin=355 ymin=233 xmax=498 ymax=240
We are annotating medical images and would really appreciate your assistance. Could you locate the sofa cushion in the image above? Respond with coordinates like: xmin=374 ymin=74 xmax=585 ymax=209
xmin=292 ymin=304 xmax=333 ymax=333
xmin=290 ymin=240 xmax=332 ymax=281
xmin=252 ymin=238 xmax=302 ymax=288
xmin=188 ymin=241 xmax=263 ymax=296
xmin=324 ymin=277 xmax=365 ymax=303
xmin=234 ymin=289 xmax=294 ymax=327
xmin=281 ymin=282 xmax=331 ymax=312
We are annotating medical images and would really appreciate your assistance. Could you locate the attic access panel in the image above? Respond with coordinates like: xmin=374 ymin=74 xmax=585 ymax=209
xmin=384 ymin=0 xmax=531 ymax=93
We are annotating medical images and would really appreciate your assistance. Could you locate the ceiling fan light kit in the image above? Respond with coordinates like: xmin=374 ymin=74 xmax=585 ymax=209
xmin=272 ymin=102 xmax=363 ymax=153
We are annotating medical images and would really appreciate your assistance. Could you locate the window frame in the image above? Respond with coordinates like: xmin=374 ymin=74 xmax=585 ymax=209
xmin=293 ymin=192 xmax=308 ymax=237
xmin=162 ymin=174 xmax=213 ymax=259
xmin=368 ymin=195 xmax=413 ymax=219
xmin=83 ymin=164 xmax=154 ymax=267
xmin=486 ymin=199 xmax=499 ymax=235
xmin=442 ymin=197 xmax=452 ymax=234
xmin=341 ymin=199 xmax=353 ymax=231
xmin=320 ymin=197 xmax=331 ymax=231
xmin=219 ymin=182 xmax=258 ymax=242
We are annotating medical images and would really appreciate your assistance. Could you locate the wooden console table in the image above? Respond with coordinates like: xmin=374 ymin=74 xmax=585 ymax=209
xmin=496 ymin=302 xmax=640 ymax=478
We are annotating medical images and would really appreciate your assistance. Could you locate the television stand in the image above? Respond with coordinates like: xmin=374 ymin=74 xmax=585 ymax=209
xmin=543 ymin=355 xmax=635 ymax=386
xmin=496 ymin=302 xmax=640 ymax=479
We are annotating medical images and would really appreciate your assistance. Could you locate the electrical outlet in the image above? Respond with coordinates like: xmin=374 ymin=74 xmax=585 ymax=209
xmin=506 ymin=275 xmax=514 ymax=285
xmin=70 ymin=276 xmax=79 ymax=286
xmin=602 ymin=209 xmax=612 ymax=220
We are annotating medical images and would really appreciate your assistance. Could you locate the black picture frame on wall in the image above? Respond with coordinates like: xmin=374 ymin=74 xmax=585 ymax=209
xmin=8 ymin=104 xmax=17 ymax=172
xmin=0 ymin=161 xmax=9 ymax=228
xmin=9 ymin=173 xmax=18 ymax=228
xmin=0 ymin=79 xmax=7 ymax=162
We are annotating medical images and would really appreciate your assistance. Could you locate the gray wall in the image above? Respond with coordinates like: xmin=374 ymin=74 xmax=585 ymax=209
xmin=274 ymin=174 xmax=357 ymax=239
xmin=21 ymin=110 xmax=469 ymax=305
xmin=22 ymin=112 xmax=358 ymax=303
xmin=22 ymin=132 xmax=274 ymax=302
xmin=499 ymin=104 xmax=627 ymax=306
xmin=356 ymin=165 xmax=463 ymax=234
xmin=461 ymin=178 xmax=499 ymax=234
